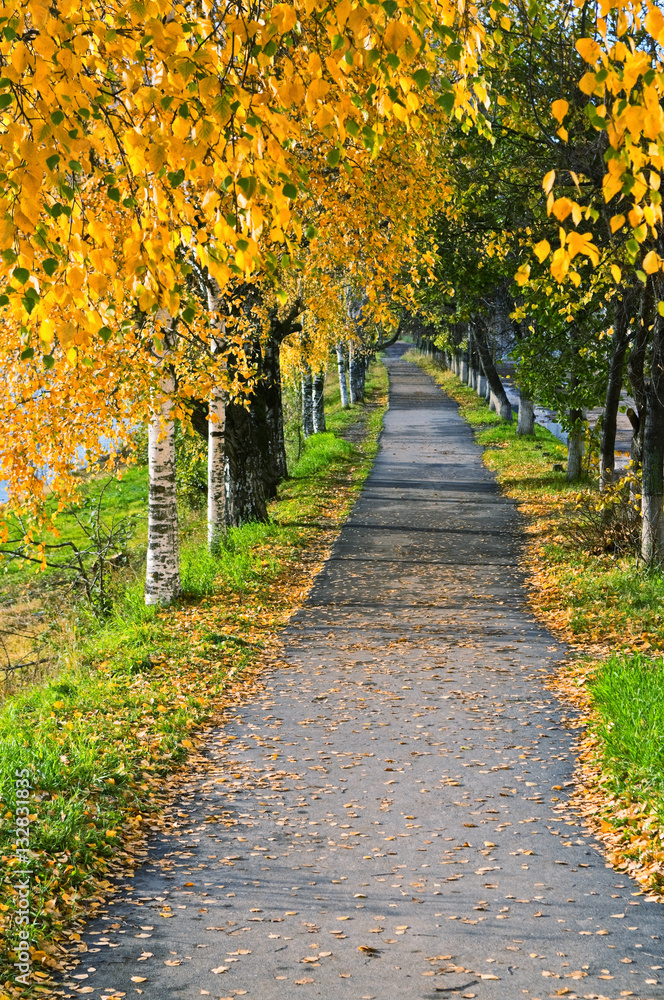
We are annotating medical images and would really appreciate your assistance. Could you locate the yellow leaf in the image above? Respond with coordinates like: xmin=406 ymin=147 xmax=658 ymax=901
xmin=384 ymin=21 xmax=410 ymax=52
xmin=576 ymin=37 xmax=602 ymax=64
xmin=578 ymin=73 xmax=598 ymax=95
xmin=610 ymin=264 xmax=622 ymax=283
xmin=514 ymin=264 xmax=530 ymax=286
xmin=643 ymin=250 xmax=660 ymax=274
xmin=543 ymin=170 xmax=556 ymax=195
xmin=552 ymin=197 xmax=574 ymax=222
xmin=551 ymin=99 xmax=569 ymax=123
xmin=271 ymin=3 xmax=297 ymax=32
xmin=610 ymin=214 xmax=625 ymax=233
xmin=645 ymin=6 xmax=664 ymax=41
xmin=534 ymin=239 xmax=550 ymax=263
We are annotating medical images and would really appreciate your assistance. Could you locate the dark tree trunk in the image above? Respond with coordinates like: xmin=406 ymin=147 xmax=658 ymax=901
xmin=600 ymin=291 xmax=634 ymax=489
xmin=627 ymin=278 xmax=653 ymax=472
xmin=313 ymin=370 xmax=326 ymax=433
xmin=224 ymin=398 xmax=269 ymax=527
xmin=260 ymin=335 xmax=287 ymax=489
xmin=641 ymin=277 xmax=664 ymax=563
xmin=473 ymin=323 xmax=512 ymax=421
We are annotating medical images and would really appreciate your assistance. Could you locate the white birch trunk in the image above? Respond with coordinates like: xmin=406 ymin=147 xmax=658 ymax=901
xmin=641 ymin=493 xmax=664 ymax=564
xmin=145 ymin=370 xmax=181 ymax=606
xmin=336 ymin=344 xmax=349 ymax=408
xmin=208 ymin=386 xmax=226 ymax=553
xmin=477 ymin=373 xmax=486 ymax=397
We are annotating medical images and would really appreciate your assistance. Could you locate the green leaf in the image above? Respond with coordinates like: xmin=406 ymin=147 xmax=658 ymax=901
xmin=304 ymin=224 xmax=317 ymax=239
xmin=43 ymin=354 xmax=55 ymax=369
xmin=327 ymin=147 xmax=340 ymax=167
xmin=107 ymin=186 xmax=121 ymax=202
xmin=178 ymin=103 xmax=189 ymax=119
xmin=42 ymin=258 xmax=59 ymax=277
xmin=446 ymin=42 xmax=463 ymax=60
xmin=46 ymin=154 xmax=60 ymax=171
xmin=237 ymin=175 xmax=257 ymax=198
xmin=68 ymin=159 xmax=82 ymax=172
xmin=412 ymin=69 xmax=430 ymax=90
xmin=12 ymin=267 xmax=29 ymax=285
xmin=50 ymin=110 xmax=65 ymax=125
xmin=20 ymin=347 xmax=34 ymax=360
xmin=98 ymin=326 xmax=112 ymax=344
xmin=346 ymin=120 xmax=359 ymax=138
xmin=282 ymin=182 xmax=298 ymax=199
xmin=182 ymin=306 xmax=195 ymax=323
xmin=0 ymin=294 xmax=9 ymax=306
xmin=167 ymin=169 xmax=185 ymax=188
xmin=437 ymin=92 xmax=455 ymax=114
xmin=0 ymin=93 xmax=13 ymax=110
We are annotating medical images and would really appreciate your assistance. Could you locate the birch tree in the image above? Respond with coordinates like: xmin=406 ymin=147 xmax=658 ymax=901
xmin=145 ymin=317 xmax=181 ymax=606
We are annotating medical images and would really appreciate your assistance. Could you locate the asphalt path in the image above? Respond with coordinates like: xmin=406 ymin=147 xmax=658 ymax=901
xmin=64 ymin=344 xmax=664 ymax=1000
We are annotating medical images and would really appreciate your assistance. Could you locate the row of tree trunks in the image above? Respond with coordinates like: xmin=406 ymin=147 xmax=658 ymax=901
xmin=437 ymin=282 xmax=664 ymax=563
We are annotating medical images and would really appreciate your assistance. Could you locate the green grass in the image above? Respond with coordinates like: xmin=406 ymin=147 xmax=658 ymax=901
xmin=0 ymin=360 xmax=388 ymax=992
xmin=590 ymin=655 xmax=664 ymax=815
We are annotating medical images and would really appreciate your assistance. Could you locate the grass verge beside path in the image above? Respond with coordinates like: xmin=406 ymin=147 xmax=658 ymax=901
xmin=407 ymin=351 xmax=664 ymax=898
xmin=0 ymin=361 xmax=388 ymax=997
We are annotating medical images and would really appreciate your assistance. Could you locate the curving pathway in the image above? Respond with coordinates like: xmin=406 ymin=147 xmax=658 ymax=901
xmin=63 ymin=344 xmax=664 ymax=1000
